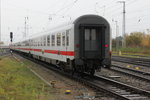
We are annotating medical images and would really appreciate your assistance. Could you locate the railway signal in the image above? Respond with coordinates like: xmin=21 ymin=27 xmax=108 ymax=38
xmin=10 ymin=32 xmax=13 ymax=42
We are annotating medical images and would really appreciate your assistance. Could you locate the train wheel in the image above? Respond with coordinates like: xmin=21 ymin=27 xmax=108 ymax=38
xmin=79 ymin=66 xmax=84 ymax=78
xmin=105 ymin=65 xmax=111 ymax=69
xmin=90 ymin=69 xmax=95 ymax=76
xmin=71 ymin=67 xmax=76 ymax=76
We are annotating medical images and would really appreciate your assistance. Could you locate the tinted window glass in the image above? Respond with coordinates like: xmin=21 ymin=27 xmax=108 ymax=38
xmin=62 ymin=32 xmax=65 ymax=46
xmin=57 ymin=33 xmax=61 ymax=46
xmin=51 ymin=35 xmax=55 ymax=46
xmin=91 ymin=29 xmax=96 ymax=40
xmin=47 ymin=35 xmax=50 ymax=46
xmin=85 ymin=29 xmax=90 ymax=40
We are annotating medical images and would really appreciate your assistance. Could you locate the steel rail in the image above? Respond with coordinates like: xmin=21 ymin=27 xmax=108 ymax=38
xmin=112 ymin=65 xmax=150 ymax=75
xmin=112 ymin=56 xmax=150 ymax=67
xmin=109 ymin=65 xmax=150 ymax=82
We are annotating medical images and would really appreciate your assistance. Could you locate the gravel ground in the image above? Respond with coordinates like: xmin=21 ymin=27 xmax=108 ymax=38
xmin=96 ymin=68 xmax=150 ymax=91
xmin=13 ymin=54 xmax=117 ymax=100
xmin=112 ymin=61 xmax=150 ymax=74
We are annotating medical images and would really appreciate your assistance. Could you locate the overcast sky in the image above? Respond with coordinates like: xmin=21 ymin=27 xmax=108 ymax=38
xmin=1 ymin=0 xmax=150 ymax=44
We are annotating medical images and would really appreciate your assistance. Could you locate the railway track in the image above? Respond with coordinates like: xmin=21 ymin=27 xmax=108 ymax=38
xmin=14 ymin=52 xmax=150 ymax=100
xmin=0 ymin=52 xmax=10 ymax=57
xmin=0 ymin=48 xmax=11 ymax=57
xmin=110 ymin=65 xmax=150 ymax=82
xmin=93 ymin=75 xmax=150 ymax=100
xmin=112 ymin=56 xmax=150 ymax=67
xmin=112 ymin=53 xmax=150 ymax=59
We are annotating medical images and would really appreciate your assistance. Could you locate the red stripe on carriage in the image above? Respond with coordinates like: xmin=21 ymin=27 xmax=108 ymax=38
xmin=44 ymin=50 xmax=58 ymax=54
xmin=14 ymin=48 xmax=74 ymax=56
xmin=44 ymin=50 xmax=74 ymax=56
xmin=33 ymin=49 xmax=42 ymax=52
xmin=60 ymin=51 xmax=74 ymax=56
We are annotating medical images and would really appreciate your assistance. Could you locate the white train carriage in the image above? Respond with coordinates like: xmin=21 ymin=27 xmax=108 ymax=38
xmin=12 ymin=15 xmax=111 ymax=75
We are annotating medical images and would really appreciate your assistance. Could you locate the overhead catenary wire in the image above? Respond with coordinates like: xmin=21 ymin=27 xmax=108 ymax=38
xmin=45 ymin=0 xmax=63 ymax=12
xmin=125 ymin=0 xmax=140 ymax=6
xmin=96 ymin=0 xmax=139 ymax=18
xmin=98 ymin=0 xmax=150 ymax=35
xmin=53 ymin=0 xmax=79 ymax=15
xmin=6 ymin=1 xmax=50 ymax=15
xmin=60 ymin=0 xmax=79 ymax=16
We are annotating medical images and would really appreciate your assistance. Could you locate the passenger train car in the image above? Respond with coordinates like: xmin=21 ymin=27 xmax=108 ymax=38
xmin=11 ymin=15 xmax=111 ymax=75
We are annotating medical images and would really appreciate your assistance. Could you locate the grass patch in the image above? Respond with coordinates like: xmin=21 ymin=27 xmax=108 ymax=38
xmin=112 ymin=47 xmax=150 ymax=58
xmin=0 ymin=57 xmax=54 ymax=100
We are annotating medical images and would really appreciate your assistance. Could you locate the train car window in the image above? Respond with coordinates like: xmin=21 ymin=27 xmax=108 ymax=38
xmin=37 ymin=38 xmax=38 ymax=46
xmin=32 ymin=40 xmax=34 ymax=46
xmin=25 ymin=41 xmax=28 ymax=46
xmin=39 ymin=38 xmax=41 ymax=46
xmin=28 ymin=40 xmax=30 ymax=46
xmin=30 ymin=40 xmax=32 ymax=46
xmin=35 ymin=39 xmax=37 ymax=46
xmin=35 ymin=40 xmax=36 ymax=46
xmin=91 ymin=29 xmax=96 ymax=40
xmin=51 ymin=35 xmax=55 ymax=46
xmin=42 ymin=37 xmax=43 ymax=46
xmin=57 ymin=33 xmax=61 ymax=46
xmin=27 ymin=40 xmax=29 ymax=46
xmin=47 ymin=35 xmax=50 ymax=46
xmin=32 ymin=39 xmax=33 ymax=46
xmin=30 ymin=39 xmax=31 ymax=46
xmin=44 ymin=36 xmax=46 ymax=46
xmin=37 ymin=38 xmax=39 ymax=46
xmin=43 ymin=37 xmax=44 ymax=46
xmin=66 ymin=29 xmax=70 ymax=46
xmin=41 ymin=37 xmax=43 ymax=46
xmin=85 ymin=29 xmax=90 ymax=40
xmin=62 ymin=32 xmax=65 ymax=46
xmin=33 ymin=39 xmax=35 ymax=46
xmin=42 ymin=37 xmax=44 ymax=46
xmin=32 ymin=40 xmax=33 ymax=46
xmin=38 ymin=38 xmax=40 ymax=46
xmin=31 ymin=40 xmax=33 ymax=46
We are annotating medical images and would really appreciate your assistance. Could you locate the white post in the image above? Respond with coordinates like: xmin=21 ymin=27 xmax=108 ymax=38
xmin=118 ymin=1 xmax=126 ymax=48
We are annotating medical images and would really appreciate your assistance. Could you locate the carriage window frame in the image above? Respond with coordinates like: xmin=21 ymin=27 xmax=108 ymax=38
xmin=43 ymin=36 xmax=46 ymax=46
xmin=57 ymin=33 xmax=61 ymax=46
xmin=33 ymin=40 xmax=34 ymax=46
xmin=62 ymin=32 xmax=65 ymax=46
xmin=91 ymin=29 xmax=96 ymax=40
xmin=25 ymin=41 xmax=29 ymax=46
xmin=47 ymin=35 xmax=50 ymax=46
xmin=35 ymin=39 xmax=37 ymax=46
xmin=51 ymin=35 xmax=55 ymax=46
xmin=40 ymin=37 xmax=42 ymax=46
xmin=84 ymin=29 xmax=90 ymax=40
xmin=38 ymin=38 xmax=40 ymax=46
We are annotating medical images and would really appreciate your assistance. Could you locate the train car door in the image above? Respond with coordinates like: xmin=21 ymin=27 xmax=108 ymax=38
xmin=80 ymin=25 xmax=104 ymax=59
xmin=66 ymin=30 xmax=70 ymax=59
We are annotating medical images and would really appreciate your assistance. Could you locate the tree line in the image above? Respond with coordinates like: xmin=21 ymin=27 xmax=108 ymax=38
xmin=112 ymin=32 xmax=150 ymax=49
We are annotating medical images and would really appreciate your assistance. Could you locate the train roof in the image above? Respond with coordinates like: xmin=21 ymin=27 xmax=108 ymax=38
xmin=73 ymin=14 xmax=109 ymax=25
